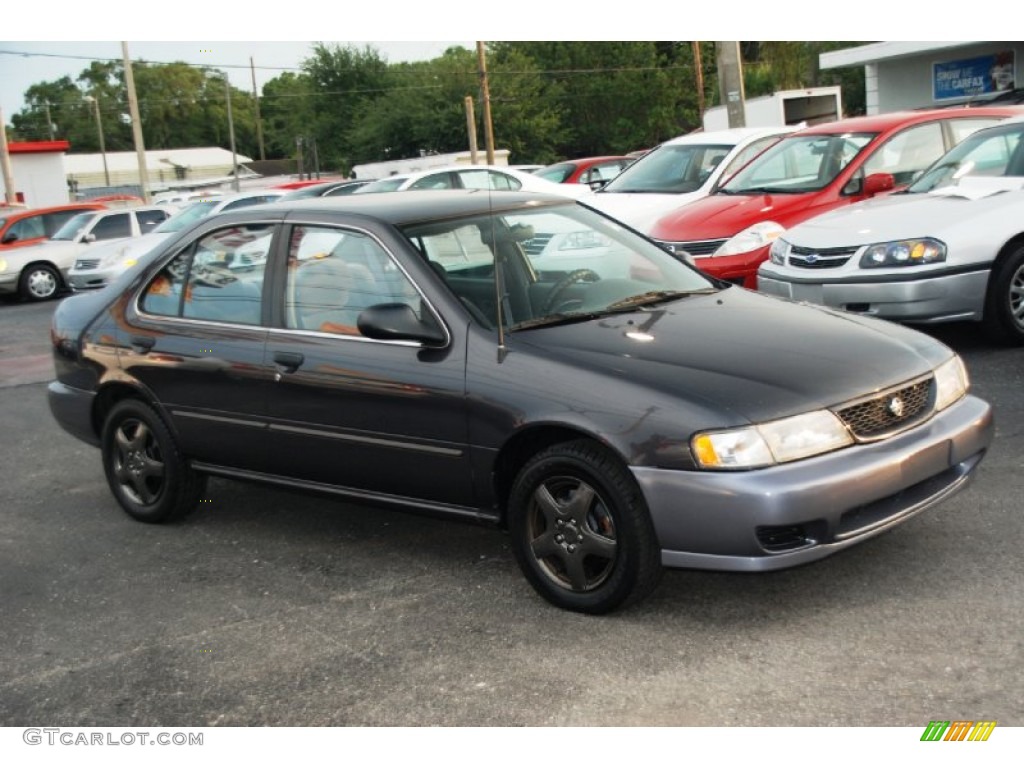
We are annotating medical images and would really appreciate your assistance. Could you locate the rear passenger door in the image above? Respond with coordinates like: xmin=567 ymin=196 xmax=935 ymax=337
xmin=121 ymin=221 xmax=277 ymax=471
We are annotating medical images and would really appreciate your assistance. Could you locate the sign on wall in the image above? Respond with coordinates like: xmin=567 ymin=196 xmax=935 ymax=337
xmin=933 ymin=51 xmax=1016 ymax=101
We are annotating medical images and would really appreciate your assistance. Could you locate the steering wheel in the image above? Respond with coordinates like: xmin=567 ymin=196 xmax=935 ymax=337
xmin=541 ymin=269 xmax=600 ymax=314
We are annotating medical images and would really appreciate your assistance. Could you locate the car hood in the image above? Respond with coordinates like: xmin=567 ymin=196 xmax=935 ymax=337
xmin=648 ymin=190 xmax=819 ymax=241
xmin=586 ymin=190 xmax=707 ymax=233
xmin=513 ymin=287 xmax=949 ymax=426
xmin=81 ymin=232 xmax=172 ymax=264
xmin=783 ymin=184 xmax=1024 ymax=248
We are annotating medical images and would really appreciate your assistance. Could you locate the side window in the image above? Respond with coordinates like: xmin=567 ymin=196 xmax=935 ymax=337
xmin=140 ymin=224 xmax=271 ymax=324
xmin=948 ymin=118 xmax=1003 ymax=145
xmin=285 ymin=226 xmax=420 ymax=336
xmin=136 ymin=208 xmax=169 ymax=233
xmin=409 ymin=173 xmax=455 ymax=190
xmin=42 ymin=210 xmax=83 ymax=236
xmin=720 ymin=136 xmax=783 ymax=180
xmin=89 ymin=213 xmax=132 ymax=241
xmin=862 ymin=123 xmax=945 ymax=185
xmin=488 ymin=171 xmax=520 ymax=190
xmin=7 ymin=215 xmax=46 ymax=242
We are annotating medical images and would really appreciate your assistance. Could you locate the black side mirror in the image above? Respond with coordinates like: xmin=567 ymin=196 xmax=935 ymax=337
xmin=1 ymin=232 xmax=17 ymax=244
xmin=357 ymin=303 xmax=447 ymax=346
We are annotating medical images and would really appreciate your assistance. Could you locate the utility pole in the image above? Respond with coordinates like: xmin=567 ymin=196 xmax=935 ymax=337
xmin=0 ymin=107 xmax=18 ymax=205
xmin=224 ymin=74 xmax=240 ymax=192
xmin=250 ymin=57 xmax=266 ymax=161
xmin=692 ymin=42 xmax=706 ymax=126
xmin=715 ymin=41 xmax=746 ymax=128
xmin=44 ymin=103 xmax=55 ymax=141
xmin=476 ymin=42 xmax=495 ymax=165
xmin=86 ymin=96 xmax=111 ymax=187
xmin=122 ymin=42 xmax=150 ymax=202
xmin=464 ymin=96 xmax=479 ymax=164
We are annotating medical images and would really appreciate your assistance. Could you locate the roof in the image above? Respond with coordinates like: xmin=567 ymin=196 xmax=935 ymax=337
xmin=8 ymin=140 xmax=70 ymax=154
xmin=64 ymin=147 xmax=253 ymax=175
xmin=819 ymin=42 xmax=981 ymax=70
xmin=664 ymin=125 xmax=795 ymax=146
xmin=262 ymin=189 xmax=574 ymax=227
xmin=795 ymin=106 xmax=1024 ymax=135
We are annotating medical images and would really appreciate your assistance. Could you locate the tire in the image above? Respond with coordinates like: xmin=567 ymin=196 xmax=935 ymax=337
xmin=508 ymin=439 xmax=662 ymax=614
xmin=19 ymin=263 xmax=61 ymax=302
xmin=984 ymin=244 xmax=1024 ymax=345
xmin=101 ymin=399 xmax=205 ymax=523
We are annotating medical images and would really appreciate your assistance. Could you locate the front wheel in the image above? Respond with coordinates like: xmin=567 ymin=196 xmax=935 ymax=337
xmin=19 ymin=263 xmax=61 ymax=301
xmin=101 ymin=399 xmax=205 ymax=523
xmin=508 ymin=439 xmax=662 ymax=613
xmin=984 ymin=244 xmax=1024 ymax=345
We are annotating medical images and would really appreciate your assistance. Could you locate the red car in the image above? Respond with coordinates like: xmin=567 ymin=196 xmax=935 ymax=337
xmin=534 ymin=156 xmax=632 ymax=186
xmin=0 ymin=202 xmax=107 ymax=252
xmin=649 ymin=107 xmax=1024 ymax=289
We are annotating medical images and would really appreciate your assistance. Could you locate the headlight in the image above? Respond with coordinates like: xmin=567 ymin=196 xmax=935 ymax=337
xmin=859 ymin=238 xmax=946 ymax=268
xmin=714 ymin=221 xmax=785 ymax=257
xmin=934 ymin=355 xmax=968 ymax=411
xmin=99 ymin=247 xmax=129 ymax=268
xmin=692 ymin=409 xmax=853 ymax=469
xmin=769 ymin=237 xmax=789 ymax=265
xmin=0 ymin=258 xmax=7 ymax=272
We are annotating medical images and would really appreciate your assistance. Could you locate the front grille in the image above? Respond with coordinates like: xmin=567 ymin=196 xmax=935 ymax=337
xmin=835 ymin=376 xmax=933 ymax=440
xmin=788 ymin=244 xmax=857 ymax=269
xmin=75 ymin=258 xmax=101 ymax=270
xmin=655 ymin=238 xmax=727 ymax=257
xmin=522 ymin=233 xmax=554 ymax=256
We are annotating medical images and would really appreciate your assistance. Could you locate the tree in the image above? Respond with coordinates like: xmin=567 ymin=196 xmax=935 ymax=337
xmin=259 ymin=71 xmax=315 ymax=160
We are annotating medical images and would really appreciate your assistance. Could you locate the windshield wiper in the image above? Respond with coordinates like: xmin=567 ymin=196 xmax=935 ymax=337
xmin=510 ymin=312 xmax=607 ymax=331
xmin=607 ymin=289 xmax=714 ymax=310
xmin=720 ymin=186 xmax=795 ymax=195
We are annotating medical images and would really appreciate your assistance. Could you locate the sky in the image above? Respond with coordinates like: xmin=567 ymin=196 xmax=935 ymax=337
xmin=1 ymin=3 xmax=986 ymax=121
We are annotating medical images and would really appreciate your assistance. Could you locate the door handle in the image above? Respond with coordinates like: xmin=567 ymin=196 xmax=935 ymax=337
xmin=272 ymin=351 xmax=305 ymax=374
xmin=130 ymin=335 xmax=155 ymax=354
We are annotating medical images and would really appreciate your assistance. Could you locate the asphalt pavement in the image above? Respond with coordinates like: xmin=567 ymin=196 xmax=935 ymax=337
xmin=0 ymin=296 xmax=1021 ymax=726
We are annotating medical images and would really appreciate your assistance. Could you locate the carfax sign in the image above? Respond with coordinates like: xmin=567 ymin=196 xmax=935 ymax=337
xmin=934 ymin=51 xmax=1016 ymax=100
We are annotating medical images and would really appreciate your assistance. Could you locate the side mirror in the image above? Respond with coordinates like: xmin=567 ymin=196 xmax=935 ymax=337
xmin=863 ymin=172 xmax=895 ymax=197
xmin=83 ymin=232 xmax=97 ymax=244
xmin=357 ymin=303 xmax=447 ymax=346
xmin=1 ymin=231 xmax=17 ymax=244
xmin=588 ymin=179 xmax=608 ymax=191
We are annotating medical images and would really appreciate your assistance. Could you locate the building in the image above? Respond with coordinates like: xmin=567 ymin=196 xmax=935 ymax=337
xmin=821 ymin=42 xmax=1022 ymax=115
xmin=2 ymin=140 xmax=70 ymax=208
xmin=64 ymin=147 xmax=255 ymax=195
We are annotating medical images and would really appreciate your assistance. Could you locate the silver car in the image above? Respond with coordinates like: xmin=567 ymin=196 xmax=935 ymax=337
xmin=758 ymin=117 xmax=1024 ymax=344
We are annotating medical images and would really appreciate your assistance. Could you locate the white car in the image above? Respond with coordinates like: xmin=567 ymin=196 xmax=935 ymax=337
xmin=67 ymin=190 xmax=286 ymax=291
xmin=0 ymin=206 xmax=174 ymax=301
xmin=354 ymin=164 xmax=594 ymax=200
xmin=758 ymin=117 xmax=1024 ymax=344
xmin=585 ymin=126 xmax=796 ymax=233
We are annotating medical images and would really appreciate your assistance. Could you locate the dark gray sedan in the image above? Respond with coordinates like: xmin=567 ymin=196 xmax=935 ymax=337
xmin=47 ymin=191 xmax=992 ymax=613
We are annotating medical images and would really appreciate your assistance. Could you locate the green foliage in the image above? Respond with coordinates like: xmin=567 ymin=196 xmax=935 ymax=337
xmin=8 ymin=42 xmax=869 ymax=167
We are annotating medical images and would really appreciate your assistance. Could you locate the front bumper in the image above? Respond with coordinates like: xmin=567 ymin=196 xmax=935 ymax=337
xmin=0 ymin=273 xmax=18 ymax=294
xmin=690 ymin=245 xmax=771 ymax=289
xmin=757 ymin=266 xmax=990 ymax=324
xmin=633 ymin=394 xmax=992 ymax=571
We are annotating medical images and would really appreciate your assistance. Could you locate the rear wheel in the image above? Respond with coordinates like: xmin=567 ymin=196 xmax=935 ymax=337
xmin=19 ymin=263 xmax=61 ymax=301
xmin=984 ymin=244 xmax=1024 ymax=345
xmin=101 ymin=400 xmax=205 ymax=523
xmin=508 ymin=439 xmax=661 ymax=614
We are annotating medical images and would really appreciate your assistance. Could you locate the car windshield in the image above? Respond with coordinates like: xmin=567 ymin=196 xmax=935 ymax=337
xmin=400 ymin=202 xmax=717 ymax=332
xmin=719 ymin=132 xmax=875 ymax=194
xmin=908 ymin=122 xmax=1024 ymax=192
xmin=152 ymin=201 xmax=221 ymax=233
xmin=51 ymin=212 xmax=94 ymax=241
xmin=355 ymin=177 xmax=408 ymax=193
xmin=601 ymin=143 xmax=733 ymax=193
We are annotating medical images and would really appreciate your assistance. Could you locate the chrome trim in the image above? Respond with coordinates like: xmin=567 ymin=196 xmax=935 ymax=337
xmin=268 ymin=422 xmax=463 ymax=457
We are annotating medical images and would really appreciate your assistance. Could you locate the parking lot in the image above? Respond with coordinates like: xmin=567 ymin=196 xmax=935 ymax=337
xmin=0 ymin=295 xmax=1021 ymax=727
